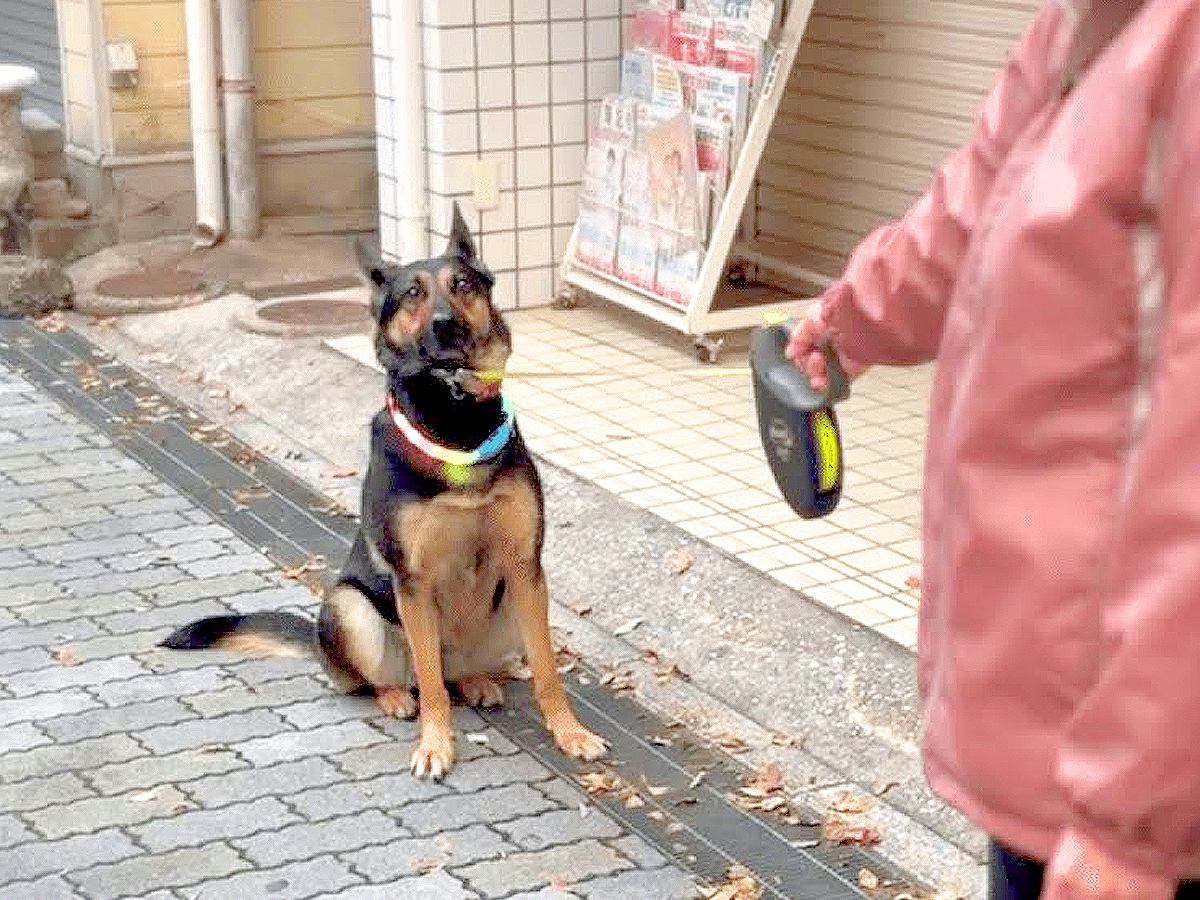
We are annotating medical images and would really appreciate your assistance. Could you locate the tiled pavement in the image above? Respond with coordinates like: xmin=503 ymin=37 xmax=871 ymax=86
xmin=0 ymin=361 xmax=704 ymax=899
xmin=328 ymin=301 xmax=930 ymax=651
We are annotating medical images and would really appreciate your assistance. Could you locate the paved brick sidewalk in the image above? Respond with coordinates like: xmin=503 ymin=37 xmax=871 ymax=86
xmin=0 ymin=360 xmax=701 ymax=899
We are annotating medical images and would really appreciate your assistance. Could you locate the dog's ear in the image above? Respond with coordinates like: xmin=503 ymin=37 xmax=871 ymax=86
xmin=445 ymin=201 xmax=478 ymax=263
xmin=355 ymin=237 xmax=387 ymax=287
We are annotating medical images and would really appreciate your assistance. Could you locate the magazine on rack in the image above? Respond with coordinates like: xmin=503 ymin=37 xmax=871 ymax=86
xmin=670 ymin=12 xmax=716 ymax=66
xmin=620 ymin=48 xmax=653 ymax=101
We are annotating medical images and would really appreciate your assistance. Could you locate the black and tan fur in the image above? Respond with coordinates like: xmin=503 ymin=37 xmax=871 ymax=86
xmin=161 ymin=203 xmax=606 ymax=779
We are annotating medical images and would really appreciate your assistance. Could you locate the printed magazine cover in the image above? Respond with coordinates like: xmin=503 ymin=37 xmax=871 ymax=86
xmin=615 ymin=149 xmax=657 ymax=289
xmin=670 ymin=12 xmax=716 ymax=66
xmin=575 ymin=199 xmax=620 ymax=273
xmin=645 ymin=112 xmax=702 ymax=236
xmin=620 ymin=49 xmax=653 ymax=101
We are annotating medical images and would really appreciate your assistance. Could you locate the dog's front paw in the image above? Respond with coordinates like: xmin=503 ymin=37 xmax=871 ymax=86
xmin=411 ymin=729 xmax=456 ymax=780
xmin=376 ymin=686 xmax=418 ymax=719
xmin=553 ymin=724 xmax=608 ymax=761
xmin=457 ymin=675 xmax=504 ymax=708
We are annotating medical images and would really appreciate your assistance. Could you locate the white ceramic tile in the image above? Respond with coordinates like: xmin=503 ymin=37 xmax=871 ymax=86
xmin=518 ymin=227 xmax=553 ymax=267
xmin=378 ymin=214 xmax=400 ymax=262
xmin=551 ymin=102 xmax=586 ymax=144
xmin=517 ymin=187 xmax=552 ymax=227
xmin=372 ymin=14 xmax=391 ymax=57
xmin=550 ymin=0 xmax=584 ymax=17
xmin=552 ymin=143 xmax=586 ymax=183
xmin=552 ymin=183 xmax=578 ymax=223
xmin=513 ymin=23 xmax=550 ymax=63
xmin=549 ymin=21 xmax=585 ymax=62
xmin=586 ymin=0 xmax=619 ymax=15
xmin=476 ymin=24 xmax=514 ymax=66
xmin=373 ymin=94 xmax=394 ymax=139
xmin=479 ymin=109 xmax=515 ymax=151
xmin=424 ymin=69 xmax=477 ymax=112
xmin=376 ymin=135 xmax=395 ymax=178
xmin=426 ymin=151 xmax=473 ymax=194
xmin=424 ymin=27 xmax=476 ymax=71
xmin=424 ymin=0 xmax=474 ymax=26
xmin=518 ymin=266 xmax=555 ymax=305
xmin=514 ymin=0 xmax=548 ymax=21
xmin=586 ymin=17 xmax=620 ymax=58
xmin=553 ymin=224 xmax=573 ymax=259
xmin=481 ymin=188 xmax=517 ymax=230
xmin=476 ymin=0 xmax=512 ymax=23
xmin=514 ymin=65 xmax=551 ymax=106
xmin=377 ymin=176 xmax=396 ymax=217
xmin=479 ymin=230 xmax=517 ymax=270
xmin=478 ymin=68 xmax=515 ymax=108
xmin=517 ymin=147 xmax=552 ymax=187
xmin=515 ymin=105 xmax=551 ymax=147
xmin=586 ymin=58 xmax=619 ymax=97
xmin=549 ymin=62 xmax=585 ymax=102
xmin=372 ymin=56 xmax=392 ymax=97
xmin=425 ymin=111 xmax=478 ymax=153
xmin=493 ymin=270 xmax=518 ymax=310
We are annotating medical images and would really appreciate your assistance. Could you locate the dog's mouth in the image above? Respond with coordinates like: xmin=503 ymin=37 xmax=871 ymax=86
xmin=426 ymin=363 xmax=505 ymax=401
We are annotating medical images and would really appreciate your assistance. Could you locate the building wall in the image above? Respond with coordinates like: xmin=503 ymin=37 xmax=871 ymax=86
xmin=60 ymin=0 xmax=379 ymax=239
xmin=754 ymin=0 xmax=1040 ymax=281
xmin=0 ymin=0 xmax=64 ymax=120
xmin=375 ymin=0 xmax=624 ymax=310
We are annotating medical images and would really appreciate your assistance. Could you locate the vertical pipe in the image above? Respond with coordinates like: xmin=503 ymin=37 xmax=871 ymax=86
xmin=388 ymin=0 xmax=428 ymax=262
xmin=218 ymin=0 xmax=260 ymax=239
xmin=183 ymin=0 xmax=225 ymax=246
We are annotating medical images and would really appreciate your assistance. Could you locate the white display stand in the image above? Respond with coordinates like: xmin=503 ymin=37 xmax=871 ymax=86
xmin=557 ymin=0 xmax=821 ymax=362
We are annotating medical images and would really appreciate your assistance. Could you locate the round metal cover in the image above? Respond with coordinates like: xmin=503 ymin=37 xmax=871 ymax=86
xmin=95 ymin=268 xmax=204 ymax=299
xmin=255 ymin=298 xmax=370 ymax=327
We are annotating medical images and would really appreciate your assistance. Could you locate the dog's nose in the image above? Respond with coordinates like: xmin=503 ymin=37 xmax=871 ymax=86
xmin=431 ymin=297 xmax=453 ymax=324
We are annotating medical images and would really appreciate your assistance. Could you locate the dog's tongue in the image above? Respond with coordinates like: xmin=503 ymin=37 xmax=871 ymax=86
xmin=477 ymin=381 xmax=501 ymax=400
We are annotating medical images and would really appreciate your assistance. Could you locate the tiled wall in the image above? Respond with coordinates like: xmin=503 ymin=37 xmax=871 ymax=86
xmin=374 ymin=0 xmax=625 ymax=309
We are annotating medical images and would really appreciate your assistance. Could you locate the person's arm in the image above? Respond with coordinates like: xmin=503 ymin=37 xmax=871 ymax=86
xmin=1048 ymin=41 xmax=1200 ymax=884
xmin=807 ymin=3 xmax=1065 ymax=371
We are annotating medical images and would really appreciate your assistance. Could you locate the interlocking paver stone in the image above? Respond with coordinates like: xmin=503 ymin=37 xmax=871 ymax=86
xmin=0 ymin=359 xmax=701 ymax=900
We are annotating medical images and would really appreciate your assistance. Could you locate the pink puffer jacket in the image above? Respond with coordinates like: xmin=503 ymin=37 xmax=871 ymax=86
xmin=815 ymin=0 xmax=1200 ymax=880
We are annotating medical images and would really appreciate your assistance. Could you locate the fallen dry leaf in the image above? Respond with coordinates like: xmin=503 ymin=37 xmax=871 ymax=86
xmin=859 ymin=868 xmax=880 ymax=891
xmin=624 ymin=793 xmax=645 ymax=809
xmin=828 ymin=790 xmax=872 ymax=815
xmin=650 ymin=735 xmax=674 ymax=748
xmin=323 ymin=465 xmax=358 ymax=479
xmin=905 ymin=574 xmax=922 ymax=590
xmin=571 ymin=603 xmax=593 ymax=617
xmin=647 ymin=810 xmax=668 ymax=823
xmin=689 ymin=770 xmax=706 ymax=789
xmin=612 ymin=617 xmax=644 ymax=637
xmin=645 ymin=784 xmax=670 ymax=798
xmin=35 ymin=312 xmax=67 ymax=332
xmin=821 ymin=819 xmax=882 ymax=846
xmin=282 ymin=556 xmax=327 ymax=580
xmin=655 ymin=662 xmax=688 ymax=683
xmin=706 ymin=864 xmax=761 ymax=900
xmin=749 ymin=762 xmax=785 ymax=795
xmin=598 ymin=668 xmax=635 ymax=694
xmin=77 ymin=364 xmax=103 ymax=392
xmin=51 ymin=646 xmax=79 ymax=667
xmin=577 ymin=770 xmax=622 ymax=795
xmin=232 ymin=485 xmax=269 ymax=505
xmin=465 ymin=732 xmax=489 ymax=745
xmin=669 ymin=547 xmax=694 ymax=575
xmin=549 ymin=876 xmax=571 ymax=892
xmin=89 ymin=316 xmax=118 ymax=329
xmin=771 ymin=732 xmax=801 ymax=748
xmin=715 ymin=733 xmax=749 ymax=753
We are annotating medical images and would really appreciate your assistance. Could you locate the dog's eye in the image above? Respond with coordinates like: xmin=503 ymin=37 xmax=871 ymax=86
xmin=404 ymin=283 xmax=421 ymax=299
xmin=453 ymin=275 xmax=473 ymax=294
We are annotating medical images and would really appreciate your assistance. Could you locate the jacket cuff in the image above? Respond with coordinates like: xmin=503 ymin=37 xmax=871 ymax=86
xmin=1061 ymin=813 xmax=1187 ymax=884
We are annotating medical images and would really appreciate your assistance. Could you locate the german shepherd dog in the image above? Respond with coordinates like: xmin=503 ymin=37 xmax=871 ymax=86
xmin=161 ymin=203 xmax=607 ymax=779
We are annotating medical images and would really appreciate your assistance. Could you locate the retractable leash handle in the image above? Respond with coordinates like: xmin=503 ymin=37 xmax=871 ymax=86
xmin=750 ymin=319 xmax=850 ymax=519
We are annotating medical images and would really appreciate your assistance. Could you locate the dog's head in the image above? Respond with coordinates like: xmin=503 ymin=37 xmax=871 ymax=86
xmin=358 ymin=202 xmax=512 ymax=402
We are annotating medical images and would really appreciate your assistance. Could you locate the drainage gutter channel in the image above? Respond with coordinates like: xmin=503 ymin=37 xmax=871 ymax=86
xmin=1 ymin=319 xmax=930 ymax=900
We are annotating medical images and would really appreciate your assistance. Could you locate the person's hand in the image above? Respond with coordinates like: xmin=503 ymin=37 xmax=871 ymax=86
xmin=784 ymin=304 xmax=868 ymax=393
xmin=1041 ymin=830 xmax=1176 ymax=900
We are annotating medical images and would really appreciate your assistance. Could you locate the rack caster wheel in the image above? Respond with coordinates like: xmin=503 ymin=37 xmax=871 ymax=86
xmin=694 ymin=335 xmax=724 ymax=364
xmin=553 ymin=285 xmax=580 ymax=310
xmin=726 ymin=263 xmax=751 ymax=287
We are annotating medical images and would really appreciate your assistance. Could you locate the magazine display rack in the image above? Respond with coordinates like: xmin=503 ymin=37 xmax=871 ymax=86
xmin=557 ymin=0 xmax=818 ymax=362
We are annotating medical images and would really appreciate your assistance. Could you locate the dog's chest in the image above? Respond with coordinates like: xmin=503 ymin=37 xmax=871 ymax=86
xmin=395 ymin=477 xmax=538 ymax=642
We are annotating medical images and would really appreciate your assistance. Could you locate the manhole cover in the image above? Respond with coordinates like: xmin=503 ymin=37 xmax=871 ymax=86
xmin=95 ymin=268 xmax=204 ymax=299
xmin=256 ymin=298 xmax=370 ymax=327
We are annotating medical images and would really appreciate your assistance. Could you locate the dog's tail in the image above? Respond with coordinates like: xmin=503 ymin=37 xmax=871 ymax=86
xmin=159 ymin=612 xmax=315 ymax=659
